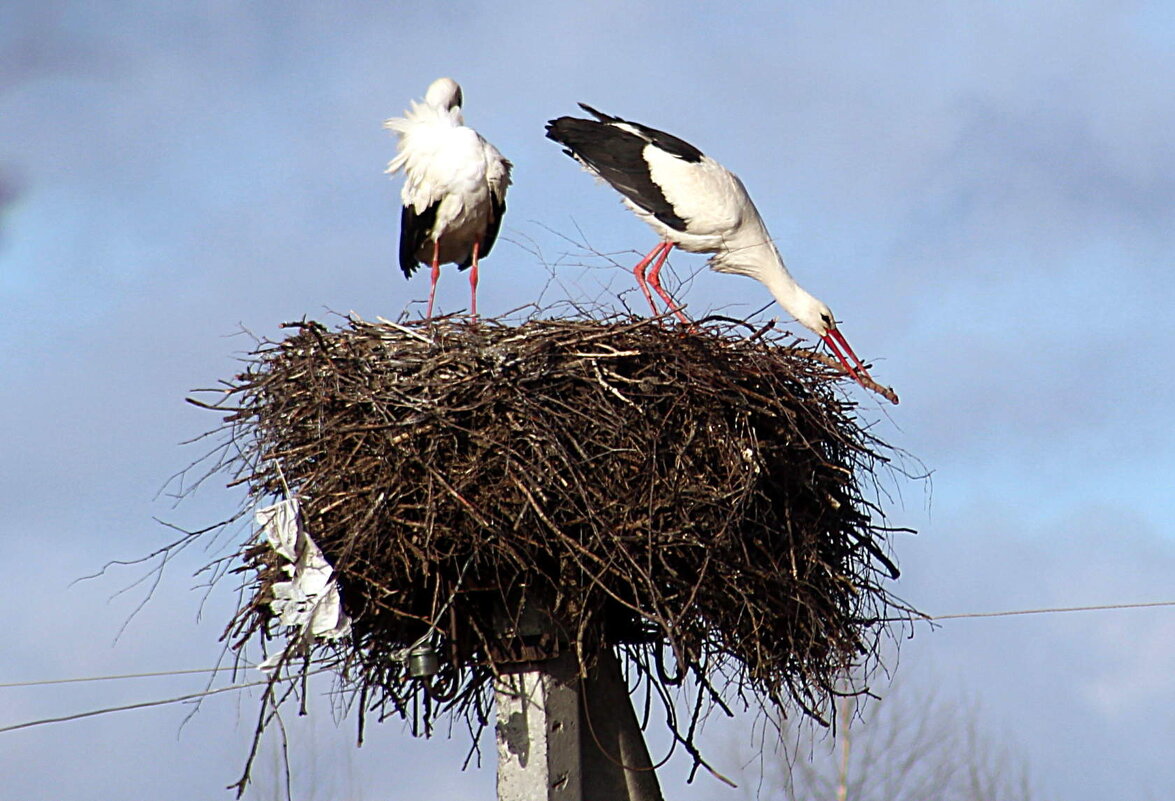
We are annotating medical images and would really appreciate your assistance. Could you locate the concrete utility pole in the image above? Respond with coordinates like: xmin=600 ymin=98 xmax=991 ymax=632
xmin=495 ymin=650 xmax=664 ymax=801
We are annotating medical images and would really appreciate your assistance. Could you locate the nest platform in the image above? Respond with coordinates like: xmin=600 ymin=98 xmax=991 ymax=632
xmin=208 ymin=313 xmax=912 ymax=778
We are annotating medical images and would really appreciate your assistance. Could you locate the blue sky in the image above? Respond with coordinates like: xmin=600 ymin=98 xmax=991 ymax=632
xmin=3 ymin=2 xmax=1175 ymax=799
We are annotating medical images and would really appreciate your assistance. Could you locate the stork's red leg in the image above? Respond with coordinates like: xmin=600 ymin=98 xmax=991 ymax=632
xmin=469 ymin=240 xmax=481 ymax=322
xmin=646 ymin=244 xmax=691 ymax=325
xmin=426 ymin=239 xmax=441 ymax=320
xmin=632 ymin=241 xmax=670 ymax=315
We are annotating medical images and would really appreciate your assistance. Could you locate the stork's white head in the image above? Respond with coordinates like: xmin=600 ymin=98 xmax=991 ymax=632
xmin=425 ymin=77 xmax=463 ymax=111
xmin=786 ymin=289 xmax=837 ymax=337
xmin=785 ymin=289 xmax=875 ymax=387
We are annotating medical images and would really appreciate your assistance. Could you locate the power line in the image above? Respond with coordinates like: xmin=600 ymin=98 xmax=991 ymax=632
xmin=0 ymin=599 xmax=1170 ymax=741
xmin=2 ymin=599 xmax=1172 ymax=693
xmin=923 ymin=599 xmax=1175 ymax=622
xmin=0 ymin=666 xmax=245 ymax=690
xmin=0 ymin=597 xmax=1172 ymax=736
xmin=0 ymin=670 xmax=323 ymax=736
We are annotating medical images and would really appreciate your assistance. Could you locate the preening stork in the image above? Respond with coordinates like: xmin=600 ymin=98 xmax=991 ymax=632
xmin=546 ymin=104 xmax=890 ymax=398
xmin=385 ymin=78 xmax=511 ymax=320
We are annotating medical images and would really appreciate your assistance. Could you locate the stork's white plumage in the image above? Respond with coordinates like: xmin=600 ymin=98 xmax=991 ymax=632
xmin=546 ymin=104 xmax=892 ymax=400
xmin=385 ymin=78 xmax=511 ymax=320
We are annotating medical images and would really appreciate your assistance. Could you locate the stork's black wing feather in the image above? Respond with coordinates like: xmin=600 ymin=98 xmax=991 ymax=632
xmin=481 ymin=191 xmax=507 ymax=259
xmin=576 ymin=103 xmax=704 ymax=164
xmin=546 ymin=112 xmax=696 ymax=232
xmin=399 ymin=201 xmax=438 ymax=278
xmin=576 ymin=103 xmax=621 ymax=124
xmin=455 ymin=190 xmax=506 ymax=270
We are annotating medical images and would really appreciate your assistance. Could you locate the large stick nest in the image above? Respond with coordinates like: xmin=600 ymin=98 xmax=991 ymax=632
xmin=209 ymin=313 xmax=913 ymax=776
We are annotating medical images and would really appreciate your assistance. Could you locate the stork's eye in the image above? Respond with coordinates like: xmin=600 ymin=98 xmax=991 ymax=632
xmin=821 ymin=313 xmax=833 ymax=327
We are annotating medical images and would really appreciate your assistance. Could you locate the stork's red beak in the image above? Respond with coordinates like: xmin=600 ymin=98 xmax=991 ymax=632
xmin=821 ymin=327 xmax=873 ymax=386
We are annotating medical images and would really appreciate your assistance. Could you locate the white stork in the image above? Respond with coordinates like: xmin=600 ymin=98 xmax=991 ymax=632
xmin=385 ymin=78 xmax=511 ymax=320
xmin=546 ymin=104 xmax=889 ymax=398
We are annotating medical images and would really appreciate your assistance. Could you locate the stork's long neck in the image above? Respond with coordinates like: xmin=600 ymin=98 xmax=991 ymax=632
xmin=753 ymin=253 xmax=819 ymax=328
xmin=716 ymin=228 xmax=824 ymax=334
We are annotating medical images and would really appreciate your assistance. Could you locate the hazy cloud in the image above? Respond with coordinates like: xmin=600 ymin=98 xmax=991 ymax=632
xmin=3 ymin=3 xmax=1174 ymax=800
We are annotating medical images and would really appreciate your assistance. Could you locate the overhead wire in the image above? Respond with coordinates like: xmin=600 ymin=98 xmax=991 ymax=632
xmin=921 ymin=599 xmax=1175 ymax=621
xmin=0 ymin=668 xmax=330 ymax=735
xmin=1 ymin=598 xmax=1172 ymax=735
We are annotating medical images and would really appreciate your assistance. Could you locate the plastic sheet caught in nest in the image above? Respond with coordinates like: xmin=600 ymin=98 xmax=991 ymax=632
xmin=206 ymin=313 xmax=914 ymax=778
